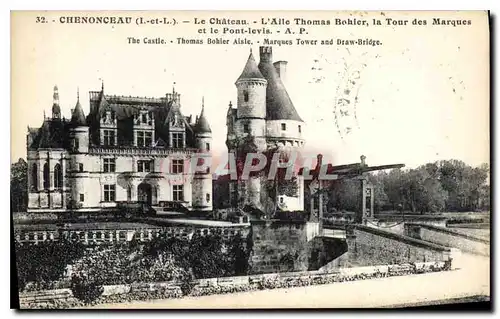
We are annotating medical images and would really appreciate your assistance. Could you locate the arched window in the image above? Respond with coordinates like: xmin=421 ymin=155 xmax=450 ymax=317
xmin=31 ymin=164 xmax=38 ymax=191
xmin=243 ymin=90 xmax=249 ymax=102
xmin=43 ymin=163 xmax=50 ymax=189
xmin=54 ymin=164 xmax=62 ymax=189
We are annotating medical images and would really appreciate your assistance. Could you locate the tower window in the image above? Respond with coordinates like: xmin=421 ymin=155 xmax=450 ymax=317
xmin=243 ymin=123 xmax=249 ymax=133
xmin=281 ymin=123 xmax=286 ymax=131
xmin=103 ymin=158 xmax=116 ymax=173
xmin=206 ymin=193 xmax=211 ymax=203
xmin=243 ymin=90 xmax=249 ymax=102
xmin=79 ymin=163 xmax=84 ymax=172
xmin=73 ymin=139 xmax=79 ymax=150
xmin=79 ymin=194 xmax=85 ymax=202
xmin=206 ymin=143 xmax=210 ymax=151
xmin=298 ymin=125 xmax=302 ymax=133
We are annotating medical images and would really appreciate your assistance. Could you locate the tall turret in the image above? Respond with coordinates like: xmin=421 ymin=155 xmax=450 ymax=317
xmin=69 ymin=88 xmax=89 ymax=209
xmin=235 ymin=49 xmax=268 ymax=152
xmin=70 ymin=88 xmax=89 ymax=153
xmin=192 ymin=97 xmax=213 ymax=211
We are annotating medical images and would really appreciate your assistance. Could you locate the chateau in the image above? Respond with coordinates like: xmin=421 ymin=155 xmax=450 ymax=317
xmin=226 ymin=46 xmax=305 ymax=213
xmin=26 ymin=85 xmax=213 ymax=213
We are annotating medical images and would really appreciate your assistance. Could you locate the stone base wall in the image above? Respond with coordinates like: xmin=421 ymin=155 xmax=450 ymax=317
xmin=335 ymin=225 xmax=452 ymax=268
xmin=405 ymin=223 xmax=490 ymax=256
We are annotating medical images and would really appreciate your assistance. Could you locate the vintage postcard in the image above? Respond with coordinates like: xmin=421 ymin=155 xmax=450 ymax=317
xmin=10 ymin=10 xmax=490 ymax=309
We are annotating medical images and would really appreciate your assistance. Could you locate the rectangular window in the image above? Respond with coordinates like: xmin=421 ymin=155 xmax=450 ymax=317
xmin=141 ymin=113 xmax=147 ymax=124
xmin=74 ymin=139 xmax=79 ymax=150
xmin=78 ymin=163 xmax=84 ymax=172
xmin=298 ymin=125 xmax=302 ymax=133
xmin=243 ymin=124 xmax=249 ymax=133
xmin=173 ymin=185 xmax=184 ymax=202
xmin=137 ymin=131 xmax=153 ymax=147
xmin=172 ymin=159 xmax=184 ymax=174
xmin=172 ymin=132 xmax=183 ymax=148
xmin=281 ymin=123 xmax=286 ymax=131
xmin=206 ymin=193 xmax=210 ymax=203
xmin=103 ymin=184 xmax=116 ymax=202
xmin=103 ymin=130 xmax=115 ymax=146
xmin=103 ymin=158 xmax=116 ymax=173
xmin=79 ymin=194 xmax=84 ymax=202
xmin=137 ymin=160 xmax=152 ymax=173
xmin=206 ymin=143 xmax=210 ymax=151
xmin=145 ymin=132 xmax=152 ymax=146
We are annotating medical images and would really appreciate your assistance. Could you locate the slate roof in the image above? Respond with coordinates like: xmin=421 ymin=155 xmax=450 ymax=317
xmin=28 ymin=119 xmax=69 ymax=150
xmin=258 ymin=55 xmax=303 ymax=122
xmin=236 ymin=51 xmax=265 ymax=82
xmin=195 ymin=106 xmax=211 ymax=133
xmin=71 ymin=98 xmax=87 ymax=126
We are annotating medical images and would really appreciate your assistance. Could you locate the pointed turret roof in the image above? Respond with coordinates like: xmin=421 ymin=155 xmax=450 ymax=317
xmin=195 ymin=97 xmax=211 ymax=133
xmin=236 ymin=50 xmax=265 ymax=82
xmin=257 ymin=47 xmax=303 ymax=122
xmin=71 ymin=89 xmax=87 ymax=126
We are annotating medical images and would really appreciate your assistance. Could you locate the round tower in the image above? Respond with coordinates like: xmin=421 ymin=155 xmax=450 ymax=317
xmin=192 ymin=99 xmax=213 ymax=211
xmin=70 ymin=89 xmax=89 ymax=154
xmin=235 ymin=49 xmax=268 ymax=152
xmin=69 ymin=89 xmax=89 ymax=209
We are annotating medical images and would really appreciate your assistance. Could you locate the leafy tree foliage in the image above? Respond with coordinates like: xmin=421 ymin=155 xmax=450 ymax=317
xmin=327 ymin=160 xmax=489 ymax=214
xmin=11 ymin=158 xmax=27 ymax=212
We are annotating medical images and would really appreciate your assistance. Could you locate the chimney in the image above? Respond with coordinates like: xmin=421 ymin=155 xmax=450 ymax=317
xmin=273 ymin=61 xmax=288 ymax=82
xmin=259 ymin=46 xmax=272 ymax=63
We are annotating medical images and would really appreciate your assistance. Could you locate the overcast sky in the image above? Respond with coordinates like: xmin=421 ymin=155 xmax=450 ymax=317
xmin=11 ymin=11 xmax=489 ymax=169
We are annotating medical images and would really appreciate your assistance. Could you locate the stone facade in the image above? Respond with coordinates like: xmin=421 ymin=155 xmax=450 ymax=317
xmin=26 ymin=85 xmax=213 ymax=213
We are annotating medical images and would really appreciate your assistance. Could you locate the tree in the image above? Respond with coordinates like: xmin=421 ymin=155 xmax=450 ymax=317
xmin=11 ymin=158 xmax=27 ymax=212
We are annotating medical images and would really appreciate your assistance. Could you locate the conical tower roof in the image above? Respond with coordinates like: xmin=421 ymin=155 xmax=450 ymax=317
xmin=195 ymin=98 xmax=211 ymax=133
xmin=71 ymin=89 xmax=87 ymax=126
xmin=258 ymin=47 xmax=303 ymax=122
xmin=236 ymin=50 xmax=265 ymax=82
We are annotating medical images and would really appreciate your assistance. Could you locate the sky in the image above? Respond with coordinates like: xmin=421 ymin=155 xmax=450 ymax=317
xmin=11 ymin=11 xmax=490 ymax=169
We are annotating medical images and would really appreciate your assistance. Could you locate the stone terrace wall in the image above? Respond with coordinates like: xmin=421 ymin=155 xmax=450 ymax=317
xmin=405 ymin=223 xmax=490 ymax=256
xmin=336 ymin=225 xmax=452 ymax=268
xmin=250 ymin=220 xmax=311 ymax=274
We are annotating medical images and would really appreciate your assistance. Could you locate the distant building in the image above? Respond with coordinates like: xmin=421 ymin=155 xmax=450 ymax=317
xmin=226 ymin=46 xmax=305 ymax=214
xmin=26 ymin=84 xmax=212 ymax=213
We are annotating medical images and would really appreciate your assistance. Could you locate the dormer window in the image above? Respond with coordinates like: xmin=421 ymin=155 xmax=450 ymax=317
xmin=141 ymin=113 xmax=148 ymax=124
xmin=103 ymin=130 xmax=115 ymax=146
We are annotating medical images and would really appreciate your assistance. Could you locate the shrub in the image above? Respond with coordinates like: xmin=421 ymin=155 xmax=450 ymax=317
xmin=70 ymin=274 xmax=104 ymax=304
